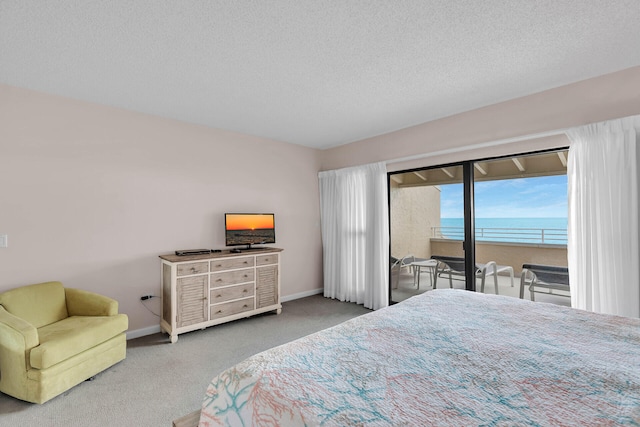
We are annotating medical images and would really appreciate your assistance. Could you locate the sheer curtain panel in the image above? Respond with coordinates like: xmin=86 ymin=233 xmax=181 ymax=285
xmin=319 ymin=162 xmax=389 ymax=310
xmin=567 ymin=115 xmax=640 ymax=318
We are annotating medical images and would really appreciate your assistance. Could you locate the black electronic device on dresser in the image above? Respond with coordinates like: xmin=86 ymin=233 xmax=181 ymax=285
xmin=175 ymin=249 xmax=211 ymax=256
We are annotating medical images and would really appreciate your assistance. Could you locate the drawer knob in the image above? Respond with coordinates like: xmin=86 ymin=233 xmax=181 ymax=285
xmin=215 ymin=294 xmax=221 ymax=298
xmin=215 ymin=310 xmax=222 ymax=314
xmin=243 ymin=261 xmax=248 ymax=264
xmin=242 ymin=304 xmax=248 ymax=308
xmin=216 ymin=279 xmax=222 ymax=282
xmin=243 ymin=289 xmax=247 ymax=293
xmin=215 ymin=264 xmax=222 ymax=268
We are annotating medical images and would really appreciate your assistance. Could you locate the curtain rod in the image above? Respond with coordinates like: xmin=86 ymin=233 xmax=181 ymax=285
xmin=384 ymin=127 xmax=570 ymax=166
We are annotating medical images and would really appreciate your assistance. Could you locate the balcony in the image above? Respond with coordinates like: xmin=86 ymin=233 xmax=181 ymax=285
xmin=391 ymin=226 xmax=569 ymax=306
xmin=390 ymin=150 xmax=569 ymax=305
xmin=393 ymin=262 xmax=570 ymax=306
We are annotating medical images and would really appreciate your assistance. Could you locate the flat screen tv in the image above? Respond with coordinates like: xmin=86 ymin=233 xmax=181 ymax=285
xmin=225 ymin=213 xmax=275 ymax=249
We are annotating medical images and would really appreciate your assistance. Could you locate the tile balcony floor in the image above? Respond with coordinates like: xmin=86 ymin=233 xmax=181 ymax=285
xmin=392 ymin=268 xmax=571 ymax=307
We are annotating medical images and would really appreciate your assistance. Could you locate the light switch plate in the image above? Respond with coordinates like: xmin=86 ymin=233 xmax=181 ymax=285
xmin=0 ymin=234 xmax=7 ymax=248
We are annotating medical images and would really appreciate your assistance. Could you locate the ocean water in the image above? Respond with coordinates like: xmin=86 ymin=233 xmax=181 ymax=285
xmin=440 ymin=217 xmax=567 ymax=244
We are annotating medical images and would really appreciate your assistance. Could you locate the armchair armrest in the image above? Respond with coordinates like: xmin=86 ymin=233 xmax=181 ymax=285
xmin=0 ymin=306 xmax=39 ymax=350
xmin=0 ymin=306 xmax=39 ymax=386
xmin=65 ymin=288 xmax=119 ymax=316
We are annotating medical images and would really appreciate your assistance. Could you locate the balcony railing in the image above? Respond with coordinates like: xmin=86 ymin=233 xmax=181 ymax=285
xmin=432 ymin=226 xmax=567 ymax=245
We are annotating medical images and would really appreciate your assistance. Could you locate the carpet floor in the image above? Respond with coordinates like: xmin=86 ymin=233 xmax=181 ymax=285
xmin=0 ymin=294 xmax=371 ymax=427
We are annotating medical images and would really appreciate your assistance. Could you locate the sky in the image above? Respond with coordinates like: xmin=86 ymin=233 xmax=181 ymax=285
xmin=226 ymin=213 xmax=274 ymax=230
xmin=440 ymin=175 xmax=568 ymax=218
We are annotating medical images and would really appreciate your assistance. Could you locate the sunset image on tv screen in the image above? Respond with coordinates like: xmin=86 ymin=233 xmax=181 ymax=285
xmin=225 ymin=214 xmax=276 ymax=246
xmin=226 ymin=214 xmax=274 ymax=230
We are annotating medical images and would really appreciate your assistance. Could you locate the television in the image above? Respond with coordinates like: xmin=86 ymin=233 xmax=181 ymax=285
xmin=225 ymin=213 xmax=276 ymax=249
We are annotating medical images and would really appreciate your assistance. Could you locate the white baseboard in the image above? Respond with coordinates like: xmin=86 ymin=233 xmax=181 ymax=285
xmin=126 ymin=325 xmax=161 ymax=340
xmin=126 ymin=288 xmax=324 ymax=340
xmin=281 ymin=288 xmax=323 ymax=302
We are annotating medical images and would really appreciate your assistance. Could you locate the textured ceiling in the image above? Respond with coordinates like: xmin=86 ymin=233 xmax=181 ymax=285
xmin=2 ymin=1 xmax=640 ymax=149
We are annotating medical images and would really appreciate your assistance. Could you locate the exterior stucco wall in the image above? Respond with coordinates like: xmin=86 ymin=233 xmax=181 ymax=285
xmin=390 ymin=183 xmax=441 ymax=260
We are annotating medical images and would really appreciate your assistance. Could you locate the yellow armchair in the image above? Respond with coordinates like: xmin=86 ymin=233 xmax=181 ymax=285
xmin=0 ymin=281 xmax=128 ymax=403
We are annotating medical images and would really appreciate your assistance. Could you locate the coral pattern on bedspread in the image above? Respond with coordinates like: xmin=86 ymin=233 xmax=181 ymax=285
xmin=200 ymin=289 xmax=640 ymax=426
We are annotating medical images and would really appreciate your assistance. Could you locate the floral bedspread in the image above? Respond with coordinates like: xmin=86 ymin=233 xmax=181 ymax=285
xmin=199 ymin=289 xmax=640 ymax=426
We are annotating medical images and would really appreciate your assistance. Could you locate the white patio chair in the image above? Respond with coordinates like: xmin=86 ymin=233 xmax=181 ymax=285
xmin=520 ymin=263 xmax=569 ymax=300
xmin=391 ymin=255 xmax=428 ymax=289
xmin=430 ymin=255 xmax=514 ymax=294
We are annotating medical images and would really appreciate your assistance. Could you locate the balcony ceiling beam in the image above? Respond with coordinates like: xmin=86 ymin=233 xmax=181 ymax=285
xmin=557 ymin=151 xmax=567 ymax=167
xmin=474 ymin=162 xmax=488 ymax=175
xmin=413 ymin=171 xmax=428 ymax=181
xmin=512 ymin=157 xmax=526 ymax=172
xmin=441 ymin=167 xmax=455 ymax=179
xmin=390 ymin=174 xmax=403 ymax=184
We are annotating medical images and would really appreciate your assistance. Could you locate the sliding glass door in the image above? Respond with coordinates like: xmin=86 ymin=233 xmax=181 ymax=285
xmin=388 ymin=148 xmax=568 ymax=305
xmin=471 ymin=150 xmax=569 ymax=302
xmin=388 ymin=163 xmax=473 ymax=304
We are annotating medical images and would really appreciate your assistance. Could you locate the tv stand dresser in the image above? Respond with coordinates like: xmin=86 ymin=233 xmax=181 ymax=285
xmin=159 ymin=248 xmax=282 ymax=343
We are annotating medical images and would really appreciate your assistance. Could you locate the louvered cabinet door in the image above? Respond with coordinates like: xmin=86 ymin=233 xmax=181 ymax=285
xmin=256 ymin=265 xmax=278 ymax=309
xmin=176 ymin=275 xmax=207 ymax=328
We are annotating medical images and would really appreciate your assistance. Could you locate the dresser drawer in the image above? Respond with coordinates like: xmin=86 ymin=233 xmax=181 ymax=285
xmin=210 ymin=283 xmax=254 ymax=304
xmin=210 ymin=256 xmax=255 ymax=272
xmin=177 ymin=261 xmax=209 ymax=277
xmin=210 ymin=298 xmax=255 ymax=320
xmin=256 ymin=254 xmax=278 ymax=266
xmin=210 ymin=268 xmax=255 ymax=288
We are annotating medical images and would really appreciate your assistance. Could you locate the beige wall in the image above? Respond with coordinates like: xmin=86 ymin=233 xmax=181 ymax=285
xmin=321 ymin=66 xmax=640 ymax=171
xmin=3 ymin=66 xmax=639 ymax=336
xmin=0 ymin=84 xmax=323 ymax=335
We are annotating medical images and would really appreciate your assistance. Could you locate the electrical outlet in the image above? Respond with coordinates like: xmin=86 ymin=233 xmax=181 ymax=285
xmin=0 ymin=234 xmax=7 ymax=248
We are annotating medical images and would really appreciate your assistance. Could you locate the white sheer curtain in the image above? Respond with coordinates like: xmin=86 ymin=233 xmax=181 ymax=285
xmin=318 ymin=162 xmax=389 ymax=310
xmin=567 ymin=115 xmax=640 ymax=318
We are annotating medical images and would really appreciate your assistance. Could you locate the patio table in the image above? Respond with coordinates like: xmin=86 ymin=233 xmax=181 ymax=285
xmin=409 ymin=259 xmax=438 ymax=289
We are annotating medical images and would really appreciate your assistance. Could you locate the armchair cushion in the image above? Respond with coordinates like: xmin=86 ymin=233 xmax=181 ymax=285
xmin=0 ymin=281 xmax=68 ymax=328
xmin=31 ymin=314 xmax=128 ymax=369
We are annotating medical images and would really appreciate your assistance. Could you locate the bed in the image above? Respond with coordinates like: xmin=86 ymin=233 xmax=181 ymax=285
xmin=195 ymin=289 xmax=640 ymax=426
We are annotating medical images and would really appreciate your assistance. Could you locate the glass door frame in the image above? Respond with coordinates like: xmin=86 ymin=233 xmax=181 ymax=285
xmin=462 ymin=162 xmax=476 ymax=291
xmin=387 ymin=160 xmax=476 ymax=304
xmin=387 ymin=147 xmax=569 ymax=304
